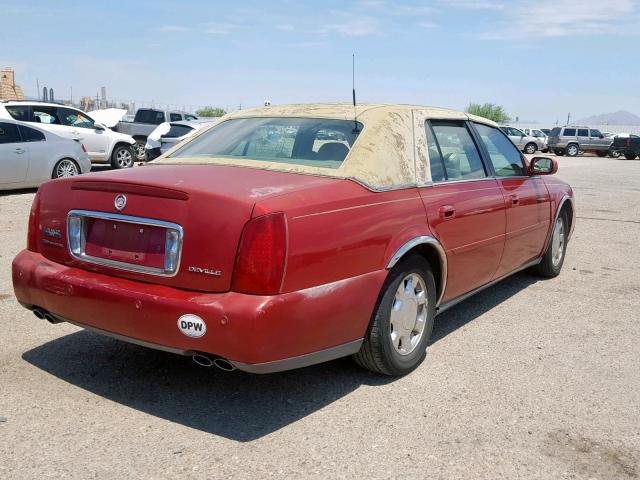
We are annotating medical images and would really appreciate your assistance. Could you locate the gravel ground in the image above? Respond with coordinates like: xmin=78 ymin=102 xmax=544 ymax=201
xmin=1 ymin=155 xmax=639 ymax=479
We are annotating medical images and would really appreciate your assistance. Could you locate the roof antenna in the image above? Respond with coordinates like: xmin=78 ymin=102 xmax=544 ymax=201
xmin=352 ymin=53 xmax=360 ymax=133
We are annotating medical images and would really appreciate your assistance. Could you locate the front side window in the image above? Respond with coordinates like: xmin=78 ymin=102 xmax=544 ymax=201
xmin=18 ymin=125 xmax=45 ymax=142
xmin=185 ymin=114 xmax=197 ymax=121
xmin=563 ymin=128 xmax=576 ymax=136
xmin=590 ymin=129 xmax=602 ymax=137
xmin=169 ymin=113 xmax=182 ymax=122
xmin=506 ymin=127 xmax=523 ymax=136
xmin=60 ymin=108 xmax=96 ymax=129
xmin=429 ymin=121 xmax=486 ymax=181
xmin=0 ymin=122 xmax=21 ymax=144
xmin=5 ymin=105 xmax=30 ymax=122
xmin=170 ymin=117 xmax=362 ymax=169
xmin=474 ymin=123 xmax=525 ymax=177
xmin=532 ymin=130 xmax=545 ymax=137
xmin=577 ymin=129 xmax=589 ymax=137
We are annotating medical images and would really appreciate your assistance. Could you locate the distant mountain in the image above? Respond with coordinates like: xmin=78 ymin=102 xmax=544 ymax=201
xmin=576 ymin=110 xmax=640 ymax=126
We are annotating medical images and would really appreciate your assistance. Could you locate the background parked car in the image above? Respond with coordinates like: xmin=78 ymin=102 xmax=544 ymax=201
xmin=0 ymin=118 xmax=90 ymax=190
xmin=0 ymin=101 xmax=135 ymax=169
xmin=499 ymin=126 xmax=542 ymax=154
xmin=546 ymin=126 xmax=612 ymax=157
xmin=522 ymin=128 xmax=549 ymax=152
xmin=609 ymin=134 xmax=640 ymax=159
xmin=145 ymin=120 xmax=215 ymax=160
xmin=111 ymin=108 xmax=198 ymax=161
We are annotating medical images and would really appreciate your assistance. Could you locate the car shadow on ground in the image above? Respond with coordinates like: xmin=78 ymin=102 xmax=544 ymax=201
xmin=0 ymin=187 xmax=37 ymax=197
xmin=22 ymin=272 xmax=539 ymax=441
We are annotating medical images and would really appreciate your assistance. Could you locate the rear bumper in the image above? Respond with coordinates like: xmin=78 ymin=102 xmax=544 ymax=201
xmin=12 ymin=250 xmax=385 ymax=372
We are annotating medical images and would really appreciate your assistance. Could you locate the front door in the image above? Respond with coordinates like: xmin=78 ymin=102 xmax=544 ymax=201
xmin=577 ymin=128 xmax=590 ymax=151
xmin=471 ymin=122 xmax=551 ymax=277
xmin=420 ymin=120 xmax=506 ymax=302
xmin=0 ymin=121 xmax=29 ymax=184
xmin=59 ymin=107 xmax=110 ymax=161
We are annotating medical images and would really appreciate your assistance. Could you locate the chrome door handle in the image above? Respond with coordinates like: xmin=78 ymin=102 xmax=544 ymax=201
xmin=14 ymin=148 xmax=26 ymax=154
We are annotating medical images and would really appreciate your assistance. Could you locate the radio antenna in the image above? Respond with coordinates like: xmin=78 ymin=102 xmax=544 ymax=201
xmin=352 ymin=54 xmax=359 ymax=132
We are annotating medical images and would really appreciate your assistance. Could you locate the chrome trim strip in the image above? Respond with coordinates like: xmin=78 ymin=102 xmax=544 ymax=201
xmin=67 ymin=210 xmax=184 ymax=277
xmin=49 ymin=313 xmax=191 ymax=356
xmin=387 ymin=235 xmax=448 ymax=306
xmin=436 ymin=257 xmax=541 ymax=315
xmin=230 ymin=339 xmax=363 ymax=374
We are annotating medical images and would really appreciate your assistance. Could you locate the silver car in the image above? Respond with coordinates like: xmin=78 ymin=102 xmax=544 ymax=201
xmin=500 ymin=126 xmax=542 ymax=154
xmin=145 ymin=120 xmax=215 ymax=160
xmin=522 ymin=128 xmax=549 ymax=152
xmin=546 ymin=126 xmax=612 ymax=157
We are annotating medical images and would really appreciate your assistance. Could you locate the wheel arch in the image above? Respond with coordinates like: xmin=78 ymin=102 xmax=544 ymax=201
xmin=386 ymin=236 xmax=447 ymax=306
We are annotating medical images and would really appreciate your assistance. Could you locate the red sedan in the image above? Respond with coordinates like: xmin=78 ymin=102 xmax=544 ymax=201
xmin=12 ymin=104 xmax=575 ymax=375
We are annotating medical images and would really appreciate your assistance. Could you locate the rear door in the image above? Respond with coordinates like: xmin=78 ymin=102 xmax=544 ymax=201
xmin=420 ymin=120 xmax=506 ymax=302
xmin=0 ymin=121 xmax=29 ymax=184
xmin=472 ymin=122 xmax=551 ymax=277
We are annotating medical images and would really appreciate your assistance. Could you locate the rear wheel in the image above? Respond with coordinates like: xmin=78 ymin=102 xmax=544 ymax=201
xmin=531 ymin=211 xmax=568 ymax=278
xmin=524 ymin=142 xmax=537 ymax=154
xmin=624 ymin=152 xmax=638 ymax=160
xmin=555 ymin=149 xmax=565 ymax=156
xmin=52 ymin=158 xmax=80 ymax=179
xmin=609 ymin=148 xmax=620 ymax=158
xmin=111 ymin=145 xmax=134 ymax=169
xmin=353 ymin=255 xmax=436 ymax=376
xmin=566 ymin=144 xmax=579 ymax=157
xmin=133 ymin=140 xmax=147 ymax=161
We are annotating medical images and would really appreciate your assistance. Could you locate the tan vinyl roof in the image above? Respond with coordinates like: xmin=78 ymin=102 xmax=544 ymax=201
xmin=155 ymin=103 xmax=497 ymax=190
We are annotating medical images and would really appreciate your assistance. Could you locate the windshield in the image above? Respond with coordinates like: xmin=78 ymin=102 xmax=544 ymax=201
xmin=170 ymin=117 xmax=362 ymax=169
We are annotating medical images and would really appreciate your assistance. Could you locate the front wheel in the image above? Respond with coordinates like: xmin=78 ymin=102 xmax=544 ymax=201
xmin=111 ymin=145 xmax=134 ymax=169
xmin=609 ymin=148 xmax=620 ymax=158
xmin=624 ymin=152 xmax=638 ymax=160
xmin=566 ymin=144 xmax=579 ymax=157
xmin=531 ymin=211 xmax=568 ymax=278
xmin=353 ymin=255 xmax=436 ymax=376
xmin=52 ymin=158 xmax=80 ymax=179
xmin=524 ymin=143 xmax=537 ymax=154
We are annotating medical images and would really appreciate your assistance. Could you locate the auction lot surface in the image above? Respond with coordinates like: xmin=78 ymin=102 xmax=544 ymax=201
xmin=1 ymin=155 xmax=639 ymax=479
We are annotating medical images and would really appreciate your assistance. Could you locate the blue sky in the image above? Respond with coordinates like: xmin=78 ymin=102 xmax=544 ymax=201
xmin=1 ymin=0 xmax=639 ymax=123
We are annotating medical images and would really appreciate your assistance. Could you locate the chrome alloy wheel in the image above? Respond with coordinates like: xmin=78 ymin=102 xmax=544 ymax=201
xmin=133 ymin=141 xmax=146 ymax=161
xmin=567 ymin=144 xmax=579 ymax=156
xmin=55 ymin=159 xmax=79 ymax=178
xmin=116 ymin=148 xmax=133 ymax=168
xmin=390 ymin=273 xmax=428 ymax=356
xmin=551 ymin=217 xmax=565 ymax=267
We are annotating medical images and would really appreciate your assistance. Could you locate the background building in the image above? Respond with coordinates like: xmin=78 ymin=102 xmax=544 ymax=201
xmin=0 ymin=67 xmax=25 ymax=101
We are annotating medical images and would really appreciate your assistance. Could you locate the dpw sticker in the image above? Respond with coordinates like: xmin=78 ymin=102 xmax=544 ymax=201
xmin=177 ymin=314 xmax=207 ymax=338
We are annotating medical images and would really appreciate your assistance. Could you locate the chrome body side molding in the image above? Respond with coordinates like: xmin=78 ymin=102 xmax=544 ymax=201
xmin=387 ymin=235 xmax=448 ymax=306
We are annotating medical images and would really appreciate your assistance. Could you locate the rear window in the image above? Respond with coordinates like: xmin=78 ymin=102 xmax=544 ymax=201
xmin=135 ymin=110 xmax=166 ymax=125
xmin=170 ymin=117 xmax=362 ymax=169
xmin=550 ymin=127 xmax=561 ymax=136
xmin=5 ymin=105 xmax=30 ymax=121
xmin=163 ymin=124 xmax=193 ymax=138
xmin=563 ymin=128 xmax=576 ymax=136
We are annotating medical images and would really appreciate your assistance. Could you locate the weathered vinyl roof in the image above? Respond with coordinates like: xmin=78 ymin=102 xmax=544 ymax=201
xmin=156 ymin=103 xmax=497 ymax=190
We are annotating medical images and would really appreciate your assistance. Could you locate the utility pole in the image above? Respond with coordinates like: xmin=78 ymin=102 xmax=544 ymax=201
xmin=567 ymin=112 xmax=571 ymax=125
xmin=36 ymin=79 xmax=40 ymax=100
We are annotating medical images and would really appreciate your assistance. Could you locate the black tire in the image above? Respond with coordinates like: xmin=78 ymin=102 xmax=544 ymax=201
xmin=111 ymin=145 xmax=134 ymax=169
xmin=609 ymin=148 xmax=620 ymax=158
xmin=624 ymin=152 xmax=637 ymax=160
xmin=52 ymin=158 xmax=80 ymax=179
xmin=595 ymin=151 xmax=607 ymax=157
xmin=531 ymin=211 xmax=568 ymax=278
xmin=555 ymin=149 xmax=565 ymax=156
xmin=524 ymin=143 xmax=537 ymax=154
xmin=353 ymin=254 xmax=436 ymax=376
xmin=566 ymin=144 xmax=579 ymax=157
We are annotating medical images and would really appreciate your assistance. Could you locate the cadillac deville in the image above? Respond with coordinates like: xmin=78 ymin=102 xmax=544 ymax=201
xmin=12 ymin=104 xmax=575 ymax=376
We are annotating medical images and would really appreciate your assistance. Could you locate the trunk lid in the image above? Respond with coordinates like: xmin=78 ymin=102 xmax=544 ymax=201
xmin=36 ymin=164 xmax=339 ymax=292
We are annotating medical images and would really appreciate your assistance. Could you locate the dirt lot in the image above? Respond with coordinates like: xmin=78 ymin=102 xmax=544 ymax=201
xmin=1 ymin=155 xmax=639 ymax=479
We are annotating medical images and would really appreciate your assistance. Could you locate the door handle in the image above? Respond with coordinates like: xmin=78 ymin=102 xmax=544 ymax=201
xmin=509 ymin=194 xmax=519 ymax=206
xmin=14 ymin=148 xmax=26 ymax=154
xmin=438 ymin=205 xmax=456 ymax=220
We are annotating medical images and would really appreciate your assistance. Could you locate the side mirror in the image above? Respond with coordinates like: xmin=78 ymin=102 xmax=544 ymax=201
xmin=529 ymin=156 xmax=558 ymax=175
xmin=95 ymin=123 xmax=106 ymax=131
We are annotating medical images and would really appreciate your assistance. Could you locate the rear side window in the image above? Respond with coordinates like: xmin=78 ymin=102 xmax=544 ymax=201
xmin=0 ymin=122 xmax=21 ymax=144
xmin=429 ymin=121 xmax=486 ymax=181
xmin=5 ymin=105 xmax=30 ymax=121
xmin=577 ymin=129 xmax=588 ymax=137
xmin=163 ymin=124 xmax=193 ymax=138
xmin=474 ymin=123 xmax=525 ymax=177
xmin=135 ymin=110 xmax=166 ymax=125
xmin=425 ymin=123 xmax=446 ymax=182
xmin=185 ymin=114 xmax=197 ymax=121
xmin=18 ymin=125 xmax=45 ymax=142
xmin=32 ymin=106 xmax=62 ymax=125
xmin=169 ymin=113 xmax=182 ymax=122
xmin=563 ymin=128 xmax=576 ymax=136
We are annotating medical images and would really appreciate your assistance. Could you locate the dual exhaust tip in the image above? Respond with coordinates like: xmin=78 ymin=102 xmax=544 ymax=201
xmin=32 ymin=306 xmax=236 ymax=372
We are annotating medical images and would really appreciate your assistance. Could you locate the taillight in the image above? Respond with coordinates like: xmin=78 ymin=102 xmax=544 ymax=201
xmin=27 ymin=189 xmax=41 ymax=252
xmin=232 ymin=213 xmax=287 ymax=295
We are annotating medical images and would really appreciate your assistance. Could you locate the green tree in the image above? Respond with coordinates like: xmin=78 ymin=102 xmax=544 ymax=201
xmin=196 ymin=107 xmax=226 ymax=118
xmin=465 ymin=102 xmax=511 ymax=123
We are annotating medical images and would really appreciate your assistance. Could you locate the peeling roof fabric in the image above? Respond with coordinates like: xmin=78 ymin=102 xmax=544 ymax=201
xmin=155 ymin=103 xmax=497 ymax=190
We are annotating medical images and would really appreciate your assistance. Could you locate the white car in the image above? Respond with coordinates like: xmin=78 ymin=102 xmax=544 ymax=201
xmin=0 ymin=101 xmax=136 ymax=169
xmin=0 ymin=118 xmax=91 ymax=190
xmin=499 ymin=126 xmax=544 ymax=154
xmin=145 ymin=120 xmax=215 ymax=160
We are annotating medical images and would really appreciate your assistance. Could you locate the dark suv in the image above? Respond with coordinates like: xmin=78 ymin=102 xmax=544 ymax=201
xmin=546 ymin=126 xmax=612 ymax=157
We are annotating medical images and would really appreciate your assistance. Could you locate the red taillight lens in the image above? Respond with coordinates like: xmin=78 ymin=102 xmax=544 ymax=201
xmin=27 ymin=189 xmax=41 ymax=252
xmin=232 ymin=213 xmax=287 ymax=295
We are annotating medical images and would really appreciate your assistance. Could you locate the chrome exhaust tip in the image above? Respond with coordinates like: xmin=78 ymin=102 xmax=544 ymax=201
xmin=192 ymin=353 xmax=214 ymax=367
xmin=212 ymin=358 xmax=236 ymax=372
